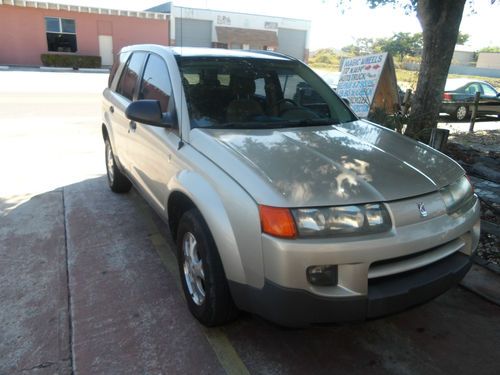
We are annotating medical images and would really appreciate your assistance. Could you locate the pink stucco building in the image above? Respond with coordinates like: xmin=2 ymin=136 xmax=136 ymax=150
xmin=0 ymin=0 xmax=170 ymax=66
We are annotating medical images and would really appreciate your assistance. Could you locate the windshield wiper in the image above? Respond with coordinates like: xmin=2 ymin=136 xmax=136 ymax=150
xmin=212 ymin=118 xmax=338 ymax=130
xmin=213 ymin=122 xmax=265 ymax=129
xmin=271 ymin=118 xmax=339 ymax=128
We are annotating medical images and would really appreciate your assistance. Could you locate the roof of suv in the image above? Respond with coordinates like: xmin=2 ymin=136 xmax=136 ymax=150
xmin=171 ymin=47 xmax=292 ymax=60
xmin=122 ymin=44 xmax=294 ymax=61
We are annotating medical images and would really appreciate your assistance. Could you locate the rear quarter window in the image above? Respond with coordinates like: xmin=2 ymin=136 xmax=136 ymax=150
xmin=116 ymin=52 xmax=146 ymax=101
xmin=108 ymin=52 xmax=130 ymax=89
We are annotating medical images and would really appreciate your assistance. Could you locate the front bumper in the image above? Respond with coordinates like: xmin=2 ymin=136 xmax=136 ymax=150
xmin=230 ymin=251 xmax=471 ymax=326
xmin=229 ymin=194 xmax=481 ymax=326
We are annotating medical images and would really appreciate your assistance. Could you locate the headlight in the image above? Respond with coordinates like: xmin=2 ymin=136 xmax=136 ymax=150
xmin=291 ymin=203 xmax=391 ymax=237
xmin=440 ymin=176 xmax=474 ymax=214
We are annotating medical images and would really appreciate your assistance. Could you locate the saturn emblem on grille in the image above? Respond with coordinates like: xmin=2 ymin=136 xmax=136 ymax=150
xmin=417 ymin=202 xmax=428 ymax=217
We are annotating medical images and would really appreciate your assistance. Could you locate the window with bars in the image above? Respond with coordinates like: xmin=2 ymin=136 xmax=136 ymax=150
xmin=45 ymin=17 xmax=77 ymax=53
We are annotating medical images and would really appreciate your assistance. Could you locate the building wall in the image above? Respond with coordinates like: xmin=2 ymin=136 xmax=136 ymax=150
xmin=0 ymin=5 xmax=169 ymax=66
xmin=477 ymin=53 xmax=500 ymax=69
xmin=170 ymin=7 xmax=310 ymax=43
xmin=451 ymin=50 xmax=475 ymax=67
xmin=169 ymin=6 xmax=310 ymax=60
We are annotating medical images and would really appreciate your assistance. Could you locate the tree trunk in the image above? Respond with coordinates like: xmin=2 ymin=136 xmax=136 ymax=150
xmin=405 ymin=0 xmax=466 ymax=140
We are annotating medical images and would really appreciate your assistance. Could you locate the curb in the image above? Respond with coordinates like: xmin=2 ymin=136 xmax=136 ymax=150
xmin=473 ymin=254 xmax=500 ymax=274
xmin=481 ymin=220 xmax=500 ymax=237
xmin=39 ymin=66 xmax=74 ymax=72
xmin=78 ymin=68 xmax=110 ymax=73
xmin=460 ymin=264 xmax=500 ymax=306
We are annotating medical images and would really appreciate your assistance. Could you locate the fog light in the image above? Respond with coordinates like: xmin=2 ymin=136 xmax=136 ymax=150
xmin=306 ymin=265 xmax=338 ymax=286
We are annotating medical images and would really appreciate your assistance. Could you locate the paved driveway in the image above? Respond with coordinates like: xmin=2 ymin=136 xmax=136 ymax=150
xmin=1 ymin=70 xmax=499 ymax=375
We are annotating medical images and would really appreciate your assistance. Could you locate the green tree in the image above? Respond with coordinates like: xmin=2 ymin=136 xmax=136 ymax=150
xmin=375 ymin=32 xmax=422 ymax=61
xmin=456 ymin=32 xmax=470 ymax=44
xmin=342 ymin=38 xmax=375 ymax=55
xmin=479 ymin=46 xmax=500 ymax=53
xmin=341 ymin=44 xmax=361 ymax=55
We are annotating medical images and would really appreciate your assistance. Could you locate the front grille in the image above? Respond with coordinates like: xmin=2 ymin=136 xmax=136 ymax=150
xmin=368 ymin=238 xmax=465 ymax=280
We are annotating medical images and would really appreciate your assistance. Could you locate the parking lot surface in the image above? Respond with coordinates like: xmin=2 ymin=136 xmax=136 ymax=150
xmin=1 ymin=70 xmax=499 ymax=374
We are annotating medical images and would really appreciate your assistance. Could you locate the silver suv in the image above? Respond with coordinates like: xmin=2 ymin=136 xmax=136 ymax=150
xmin=102 ymin=45 xmax=480 ymax=327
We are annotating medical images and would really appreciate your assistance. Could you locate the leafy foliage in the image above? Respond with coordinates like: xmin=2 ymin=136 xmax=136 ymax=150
xmin=456 ymin=32 xmax=470 ymax=44
xmin=375 ymin=32 xmax=422 ymax=61
xmin=479 ymin=46 xmax=500 ymax=53
xmin=308 ymin=48 xmax=341 ymax=66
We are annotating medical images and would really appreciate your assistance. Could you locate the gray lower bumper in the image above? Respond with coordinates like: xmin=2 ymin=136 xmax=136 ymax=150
xmin=229 ymin=252 xmax=472 ymax=326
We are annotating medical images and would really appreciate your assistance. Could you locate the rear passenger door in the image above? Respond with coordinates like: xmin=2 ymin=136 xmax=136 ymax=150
xmin=106 ymin=51 xmax=147 ymax=172
xmin=127 ymin=53 xmax=181 ymax=212
xmin=479 ymin=82 xmax=500 ymax=114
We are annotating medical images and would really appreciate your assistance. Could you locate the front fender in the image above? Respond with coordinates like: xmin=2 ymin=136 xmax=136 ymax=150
xmin=167 ymin=169 xmax=264 ymax=289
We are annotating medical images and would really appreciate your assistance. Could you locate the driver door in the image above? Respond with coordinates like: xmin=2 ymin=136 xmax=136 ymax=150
xmin=127 ymin=53 xmax=181 ymax=212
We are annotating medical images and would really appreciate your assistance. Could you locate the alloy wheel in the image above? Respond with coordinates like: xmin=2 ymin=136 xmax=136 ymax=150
xmin=182 ymin=232 xmax=206 ymax=306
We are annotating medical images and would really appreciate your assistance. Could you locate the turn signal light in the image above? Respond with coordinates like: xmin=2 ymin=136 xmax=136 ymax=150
xmin=259 ymin=205 xmax=297 ymax=238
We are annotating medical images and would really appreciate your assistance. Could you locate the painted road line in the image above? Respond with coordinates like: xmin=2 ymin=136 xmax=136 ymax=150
xmin=134 ymin=195 xmax=251 ymax=375
xmin=203 ymin=327 xmax=251 ymax=375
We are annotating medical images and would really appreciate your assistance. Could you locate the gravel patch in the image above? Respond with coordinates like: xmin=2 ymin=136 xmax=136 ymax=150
xmin=477 ymin=232 xmax=500 ymax=266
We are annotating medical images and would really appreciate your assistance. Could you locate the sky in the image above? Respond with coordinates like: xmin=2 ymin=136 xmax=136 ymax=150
xmin=49 ymin=0 xmax=500 ymax=50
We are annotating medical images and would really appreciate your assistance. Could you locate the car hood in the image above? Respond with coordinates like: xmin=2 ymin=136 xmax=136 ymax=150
xmin=190 ymin=120 xmax=464 ymax=207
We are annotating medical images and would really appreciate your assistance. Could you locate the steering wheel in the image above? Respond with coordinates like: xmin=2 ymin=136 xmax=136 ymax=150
xmin=277 ymin=98 xmax=298 ymax=107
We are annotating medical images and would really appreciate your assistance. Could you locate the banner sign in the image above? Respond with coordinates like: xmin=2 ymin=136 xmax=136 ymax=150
xmin=336 ymin=53 xmax=388 ymax=117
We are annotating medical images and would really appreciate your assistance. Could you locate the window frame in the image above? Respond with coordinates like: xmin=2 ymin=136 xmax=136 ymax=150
xmin=115 ymin=51 xmax=147 ymax=101
xmin=45 ymin=17 xmax=78 ymax=53
xmin=138 ymin=52 xmax=176 ymax=116
xmin=480 ymin=83 xmax=497 ymax=97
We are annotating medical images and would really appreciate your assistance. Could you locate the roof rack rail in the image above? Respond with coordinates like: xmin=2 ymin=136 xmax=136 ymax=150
xmin=247 ymin=49 xmax=297 ymax=61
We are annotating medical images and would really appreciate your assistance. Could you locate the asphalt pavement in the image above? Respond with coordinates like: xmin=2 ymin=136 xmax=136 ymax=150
xmin=1 ymin=70 xmax=499 ymax=375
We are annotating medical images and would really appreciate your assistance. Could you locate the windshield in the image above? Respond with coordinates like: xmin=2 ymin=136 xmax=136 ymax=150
xmin=175 ymin=56 xmax=356 ymax=129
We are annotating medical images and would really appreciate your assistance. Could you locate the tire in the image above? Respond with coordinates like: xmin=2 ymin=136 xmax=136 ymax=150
xmin=454 ymin=105 xmax=468 ymax=121
xmin=177 ymin=209 xmax=238 ymax=326
xmin=105 ymin=139 xmax=132 ymax=193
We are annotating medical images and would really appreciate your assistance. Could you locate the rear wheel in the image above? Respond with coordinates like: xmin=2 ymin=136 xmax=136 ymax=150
xmin=105 ymin=139 xmax=132 ymax=193
xmin=177 ymin=209 xmax=238 ymax=326
xmin=454 ymin=105 xmax=468 ymax=121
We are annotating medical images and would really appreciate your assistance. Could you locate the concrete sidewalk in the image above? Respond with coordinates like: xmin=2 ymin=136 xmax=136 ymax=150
xmin=65 ymin=178 xmax=224 ymax=374
xmin=0 ymin=191 xmax=71 ymax=374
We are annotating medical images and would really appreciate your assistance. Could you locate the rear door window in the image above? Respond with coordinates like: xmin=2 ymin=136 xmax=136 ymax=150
xmin=465 ymin=83 xmax=481 ymax=96
xmin=481 ymin=83 xmax=497 ymax=97
xmin=116 ymin=52 xmax=146 ymax=101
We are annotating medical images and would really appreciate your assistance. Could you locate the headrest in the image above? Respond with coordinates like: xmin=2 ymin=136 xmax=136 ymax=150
xmin=200 ymin=70 xmax=220 ymax=87
xmin=230 ymin=75 xmax=256 ymax=96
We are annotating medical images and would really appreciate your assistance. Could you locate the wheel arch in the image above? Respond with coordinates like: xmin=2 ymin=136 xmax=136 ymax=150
xmin=165 ymin=170 xmax=264 ymax=288
xmin=166 ymin=171 xmax=250 ymax=287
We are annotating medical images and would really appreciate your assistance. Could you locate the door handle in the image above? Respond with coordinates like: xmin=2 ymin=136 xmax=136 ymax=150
xmin=129 ymin=121 xmax=137 ymax=131
xmin=109 ymin=106 xmax=114 ymax=114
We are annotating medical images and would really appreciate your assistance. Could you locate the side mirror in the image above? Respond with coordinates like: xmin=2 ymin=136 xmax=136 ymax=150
xmin=125 ymin=100 xmax=174 ymax=128
xmin=342 ymin=97 xmax=351 ymax=107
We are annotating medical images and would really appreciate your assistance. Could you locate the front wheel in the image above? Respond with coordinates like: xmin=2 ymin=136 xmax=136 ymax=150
xmin=177 ymin=209 xmax=238 ymax=326
xmin=454 ymin=105 xmax=469 ymax=121
xmin=105 ymin=139 xmax=132 ymax=193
